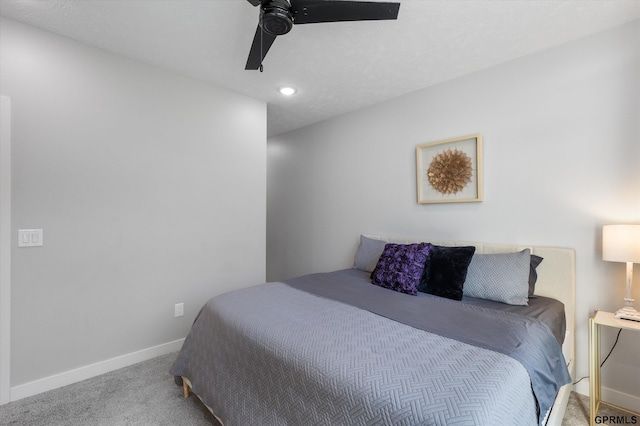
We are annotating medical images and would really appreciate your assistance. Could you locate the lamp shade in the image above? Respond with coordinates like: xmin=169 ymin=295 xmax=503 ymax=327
xmin=603 ymin=225 xmax=640 ymax=263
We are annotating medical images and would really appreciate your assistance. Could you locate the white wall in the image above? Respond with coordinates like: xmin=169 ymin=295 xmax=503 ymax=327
xmin=0 ymin=95 xmax=12 ymax=405
xmin=1 ymin=17 xmax=266 ymax=394
xmin=268 ymin=20 xmax=640 ymax=410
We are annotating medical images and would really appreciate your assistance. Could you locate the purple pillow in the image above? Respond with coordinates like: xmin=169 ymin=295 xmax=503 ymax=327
xmin=370 ymin=243 xmax=432 ymax=296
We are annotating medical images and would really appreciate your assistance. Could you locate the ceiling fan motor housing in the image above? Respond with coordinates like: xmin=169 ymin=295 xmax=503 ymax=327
xmin=261 ymin=0 xmax=294 ymax=35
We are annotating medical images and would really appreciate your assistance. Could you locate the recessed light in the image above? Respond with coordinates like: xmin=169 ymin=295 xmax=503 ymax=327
xmin=279 ymin=87 xmax=296 ymax=96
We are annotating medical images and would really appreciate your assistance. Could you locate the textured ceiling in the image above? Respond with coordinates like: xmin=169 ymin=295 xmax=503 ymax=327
xmin=1 ymin=0 xmax=639 ymax=137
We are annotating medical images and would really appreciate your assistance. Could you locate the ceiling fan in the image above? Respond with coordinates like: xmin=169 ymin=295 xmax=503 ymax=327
xmin=244 ymin=0 xmax=401 ymax=71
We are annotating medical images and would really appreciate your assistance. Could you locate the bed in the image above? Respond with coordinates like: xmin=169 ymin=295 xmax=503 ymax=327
xmin=171 ymin=236 xmax=576 ymax=426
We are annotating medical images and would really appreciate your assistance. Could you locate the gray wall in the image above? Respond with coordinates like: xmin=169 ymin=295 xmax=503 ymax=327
xmin=1 ymin=18 xmax=266 ymax=387
xmin=268 ymin=21 xmax=640 ymax=409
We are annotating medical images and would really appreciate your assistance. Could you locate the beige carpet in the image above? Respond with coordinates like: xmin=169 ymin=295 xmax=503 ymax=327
xmin=562 ymin=391 xmax=639 ymax=426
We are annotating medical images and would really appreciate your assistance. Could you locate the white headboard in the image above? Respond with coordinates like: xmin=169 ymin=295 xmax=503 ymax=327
xmin=363 ymin=235 xmax=576 ymax=374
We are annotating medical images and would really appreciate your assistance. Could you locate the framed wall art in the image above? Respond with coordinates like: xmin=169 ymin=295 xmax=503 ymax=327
xmin=416 ymin=134 xmax=483 ymax=204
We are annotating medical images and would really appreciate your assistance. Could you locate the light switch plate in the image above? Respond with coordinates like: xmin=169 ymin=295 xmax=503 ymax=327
xmin=18 ymin=229 xmax=43 ymax=247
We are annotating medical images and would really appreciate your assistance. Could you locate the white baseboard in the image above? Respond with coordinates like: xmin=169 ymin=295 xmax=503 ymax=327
xmin=10 ymin=338 xmax=185 ymax=402
xmin=575 ymin=379 xmax=640 ymax=413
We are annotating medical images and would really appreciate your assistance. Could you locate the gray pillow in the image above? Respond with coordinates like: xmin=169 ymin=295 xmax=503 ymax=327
xmin=463 ymin=249 xmax=530 ymax=306
xmin=528 ymin=255 xmax=544 ymax=297
xmin=353 ymin=235 xmax=386 ymax=273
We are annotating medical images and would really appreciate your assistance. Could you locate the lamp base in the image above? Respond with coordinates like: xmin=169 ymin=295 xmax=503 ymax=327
xmin=615 ymin=306 xmax=640 ymax=322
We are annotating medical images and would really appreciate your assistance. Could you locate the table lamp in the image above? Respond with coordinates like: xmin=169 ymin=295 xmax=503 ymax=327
xmin=603 ymin=224 xmax=640 ymax=321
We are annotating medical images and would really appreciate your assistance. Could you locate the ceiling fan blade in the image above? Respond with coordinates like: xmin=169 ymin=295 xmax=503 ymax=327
xmin=245 ymin=25 xmax=278 ymax=70
xmin=291 ymin=0 xmax=400 ymax=24
xmin=246 ymin=0 xmax=261 ymax=6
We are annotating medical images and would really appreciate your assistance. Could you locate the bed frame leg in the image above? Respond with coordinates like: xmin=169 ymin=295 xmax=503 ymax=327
xmin=183 ymin=381 xmax=190 ymax=398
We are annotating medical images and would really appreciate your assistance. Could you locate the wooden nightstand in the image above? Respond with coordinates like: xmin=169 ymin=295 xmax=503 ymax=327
xmin=589 ymin=310 xmax=640 ymax=426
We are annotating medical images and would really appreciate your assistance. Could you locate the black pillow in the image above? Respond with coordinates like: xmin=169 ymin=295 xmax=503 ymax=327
xmin=419 ymin=245 xmax=476 ymax=300
xmin=528 ymin=255 xmax=544 ymax=297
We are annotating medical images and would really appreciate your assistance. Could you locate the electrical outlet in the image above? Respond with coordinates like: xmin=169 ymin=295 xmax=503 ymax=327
xmin=175 ymin=303 xmax=184 ymax=318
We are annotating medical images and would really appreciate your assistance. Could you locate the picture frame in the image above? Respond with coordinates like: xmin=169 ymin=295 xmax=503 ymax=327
xmin=416 ymin=134 xmax=483 ymax=204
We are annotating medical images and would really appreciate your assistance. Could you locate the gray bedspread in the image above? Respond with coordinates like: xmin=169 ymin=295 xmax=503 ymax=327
xmin=284 ymin=269 xmax=571 ymax=423
xmin=171 ymin=270 xmax=570 ymax=426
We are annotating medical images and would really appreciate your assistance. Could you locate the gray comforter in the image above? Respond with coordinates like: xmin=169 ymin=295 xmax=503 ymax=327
xmin=171 ymin=270 xmax=570 ymax=426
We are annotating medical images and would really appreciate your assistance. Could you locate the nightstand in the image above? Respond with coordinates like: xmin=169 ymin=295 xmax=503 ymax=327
xmin=589 ymin=310 xmax=640 ymax=426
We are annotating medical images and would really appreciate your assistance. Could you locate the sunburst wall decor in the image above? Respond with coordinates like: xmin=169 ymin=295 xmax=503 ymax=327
xmin=416 ymin=134 xmax=483 ymax=204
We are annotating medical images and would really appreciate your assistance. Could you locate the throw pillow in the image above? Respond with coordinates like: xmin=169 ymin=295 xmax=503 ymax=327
xmin=419 ymin=245 xmax=476 ymax=301
xmin=371 ymin=242 xmax=432 ymax=296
